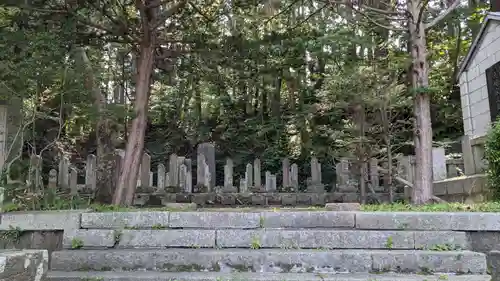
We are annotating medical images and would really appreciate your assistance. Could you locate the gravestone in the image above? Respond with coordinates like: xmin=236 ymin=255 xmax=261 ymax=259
xmin=170 ymin=154 xmax=179 ymax=187
xmin=197 ymin=143 xmax=216 ymax=188
xmin=254 ymin=158 xmax=261 ymax=187
xmin=157 ymin=164 xmax=166 ymax=190
xmin=290 ymin=163 xmax=299 ymax=190
xmin=224 ymin=158 xmax=233 ymax=188
xmin=245 ymin=163 xmax=253 ymax=188
xmin=282 ymin=158 xmax=290 ymax=187
xmin=432 ymin=147 xmax=447 ymax=181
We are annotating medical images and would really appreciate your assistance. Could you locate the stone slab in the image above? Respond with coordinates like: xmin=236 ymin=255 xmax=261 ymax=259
xmin=169 ymin=212 xmax=261 ymax=228
xmin=118 ymin=230 xmax=215 ymax=248
xmin=46 ymin=271 xmax=493 ymax=281
xmin=355 ymin=212 xmax=500 ymax=231
xmin=372 ymin=250 xmax=486 ymax=274
xmin=81 ymin=212 xmax=169 ymax=229
xmin=488 ymin=250 xmax=500 ymax=281
xmin=49 ymin=249 xmax=487 ymax=274
xmin=356 ymin=212 xmax=455 ymax=230
xmin=261 ymin=211 xmax=355 ymax=228
xmin=0 ymin=250 xmax=48 ymax=280
xmin=62 ymin=229 xmax=115 ymax=249
xmin=325 ymin=203 xmax=360 ymax=211
xmin=216 ymin=230 xmax=414 ymax=249
xmin=414 ymin=231 xmax=469 ymax=250
xmin=0 ymin=210 xmax=84 ymax=231
xmin=450 ymin=213 xmax=500 ymax=231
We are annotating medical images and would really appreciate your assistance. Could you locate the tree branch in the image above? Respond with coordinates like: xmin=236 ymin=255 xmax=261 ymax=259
xmin=416 ymin=0 xmax=430 ymax=26
xmin=424 ymin=0 xmax=460 ymax=30
xmin=153 ymin=0 xmax=188 ymax=30
xmin=327 ymin=0 xmax=407 ymax=31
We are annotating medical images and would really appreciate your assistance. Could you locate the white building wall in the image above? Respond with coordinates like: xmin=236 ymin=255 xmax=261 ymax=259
xmin=460 ymin=21 xmax=500 ymax=138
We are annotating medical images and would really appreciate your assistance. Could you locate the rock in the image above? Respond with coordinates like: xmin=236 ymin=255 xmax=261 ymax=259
xmin=325 ymin=203 xmax=361 ymax=211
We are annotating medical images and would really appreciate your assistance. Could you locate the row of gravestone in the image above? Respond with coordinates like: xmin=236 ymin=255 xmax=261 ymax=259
xmin=34 ymin=143 xmax=461 ymax=196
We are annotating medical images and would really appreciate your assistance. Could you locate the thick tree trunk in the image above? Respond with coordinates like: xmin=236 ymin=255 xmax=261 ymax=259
xmin=76 ymin=47 xmax=116 ymax=204
xmin=112 ymin=41 xmax=155 ymax=206
xmin=408 ymin=0 xmax=433 ymax=204
xmin=112 ymin=1 xmax=157 ymax=206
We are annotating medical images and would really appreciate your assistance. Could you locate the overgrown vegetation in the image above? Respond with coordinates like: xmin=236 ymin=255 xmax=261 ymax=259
xmin=0 ymin=0 xmax=490 ymax=208
xmin=485 ymin=120 xmax=500 ymax=199
xmin=361 ymin=202 xmax=500 ymax=212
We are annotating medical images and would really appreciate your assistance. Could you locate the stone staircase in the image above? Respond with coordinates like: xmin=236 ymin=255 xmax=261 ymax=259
xmin=46 ymin=211 xmax=491 ymax=281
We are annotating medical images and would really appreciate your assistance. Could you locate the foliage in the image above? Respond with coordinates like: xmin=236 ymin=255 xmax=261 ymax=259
xmin=485 ymin=120 xmax=500 ymax=199
xmin=361 ymin=202 xmax=500 ymax=212
xmin=0 ymin=0 xmax=489 ymax=207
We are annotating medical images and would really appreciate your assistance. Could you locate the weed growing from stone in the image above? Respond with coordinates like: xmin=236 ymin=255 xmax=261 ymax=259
xmin=113 ymin=230 xmax=122 ymax=245
xmin=152 ymin=224 xmax=167 ymax=230
xmin=385 ymin=236 xmax=393 ymax=249
xmin=428 ymin=244 xmax=458 ymax=251
xmin=71 ymin=238 xmax=84 ymax=249
xmin=250 ymin=236 xmax=261 ymax=249
xmin=0 ymin=225 xmax=24 ymax=244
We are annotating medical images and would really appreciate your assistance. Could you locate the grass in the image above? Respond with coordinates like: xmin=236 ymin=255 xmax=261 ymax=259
xmin=360 ymin=202 xmax=500 ymax=212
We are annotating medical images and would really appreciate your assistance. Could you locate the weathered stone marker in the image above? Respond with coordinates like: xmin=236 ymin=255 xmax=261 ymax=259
xmin=197 ymin=143 xmax=216 ymax=188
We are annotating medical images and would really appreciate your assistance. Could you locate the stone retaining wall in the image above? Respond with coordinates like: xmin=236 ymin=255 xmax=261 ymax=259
xmin=0 ymin=250 xmax=48 ymax=281
xmin=3 ymin=210 xmax=500 ymax=273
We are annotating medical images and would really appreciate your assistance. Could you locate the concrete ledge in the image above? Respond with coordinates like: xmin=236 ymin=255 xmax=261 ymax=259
xmin=261 ymin=211 xmax=354 ymax=228
xmin=169 ymin=212 xmax=261 ymax=229
xmin=63 ymin=229 xmax=115 ymax=249
xmin=81 ymin=212 xmax=169 ymax=229
xmin=356 ymin=212 xmax=500 ymax=231
xmin=49 ymin=249 xmax=487 ymax=274
xmin=216 ymin=230 xmax=469 ymax=250
xmin=0 ymin=210 xmax=85 ymax=231
xmin=118 ymin=230 xmax=216 ymax=248
xmin=46 ymin=271 xmax=493 ymax=281
xmin=0 ymin=250 xmax=48 ymax=281
xmin=4 ymin=210 xmax=500 ymax=233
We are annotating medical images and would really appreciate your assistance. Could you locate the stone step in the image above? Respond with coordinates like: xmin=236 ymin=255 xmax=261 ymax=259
xmin=50 ymin=249 xmax=487 ymax=274
xmin=47 ymin=271 xmax=491 ymax=281
xmin=63 ymin=229 xmax=470 ymax=250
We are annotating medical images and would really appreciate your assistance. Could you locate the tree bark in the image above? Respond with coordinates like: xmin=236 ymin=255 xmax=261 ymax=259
xmin=408 ymin=0 xmax=433 ymax=204
xmin=112 ymin=2 xmax=157 ymax=206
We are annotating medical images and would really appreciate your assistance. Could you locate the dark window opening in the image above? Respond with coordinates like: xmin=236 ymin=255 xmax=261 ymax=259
xmin=486 ymin=60 xmax=500 ymax=122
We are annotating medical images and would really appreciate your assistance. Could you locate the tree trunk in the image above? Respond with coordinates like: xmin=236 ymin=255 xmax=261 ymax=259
xmin=408 ymin=0 xmax=433 ymax=204
xmin=112 ymin=3 xmax=157 ymax=205
xmin=76 ymin=47 xmax=116 ymax=204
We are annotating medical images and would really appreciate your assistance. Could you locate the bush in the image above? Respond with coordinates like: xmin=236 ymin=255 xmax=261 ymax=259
xmin=485 ymin=120 xmax=500 ymax=198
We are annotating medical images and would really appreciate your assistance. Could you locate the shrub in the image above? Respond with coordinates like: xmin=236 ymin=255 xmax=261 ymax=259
xmin=485 ymin=119 xmax=500 ymax=198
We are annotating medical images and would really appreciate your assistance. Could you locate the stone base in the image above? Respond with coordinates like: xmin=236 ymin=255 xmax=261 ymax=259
xmin=0 ymin=250 xmax=48 ymax=281
xmin=131 ymin=192 xmax=406 ymax=207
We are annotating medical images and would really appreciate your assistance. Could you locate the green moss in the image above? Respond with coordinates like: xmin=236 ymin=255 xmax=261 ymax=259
xmin=151 ymin=224 xmax=167 ymax=230
xmin=428 ymin=243 xmax=459 ymax=251
xmin=0 ymin=225 xmax=24 ymax=243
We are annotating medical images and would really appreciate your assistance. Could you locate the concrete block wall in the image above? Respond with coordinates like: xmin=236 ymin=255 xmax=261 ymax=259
xmin=0 ymin=250 xmax=48 ymax=281
xmin=460 ymin=21 xmax=500 ymax=138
